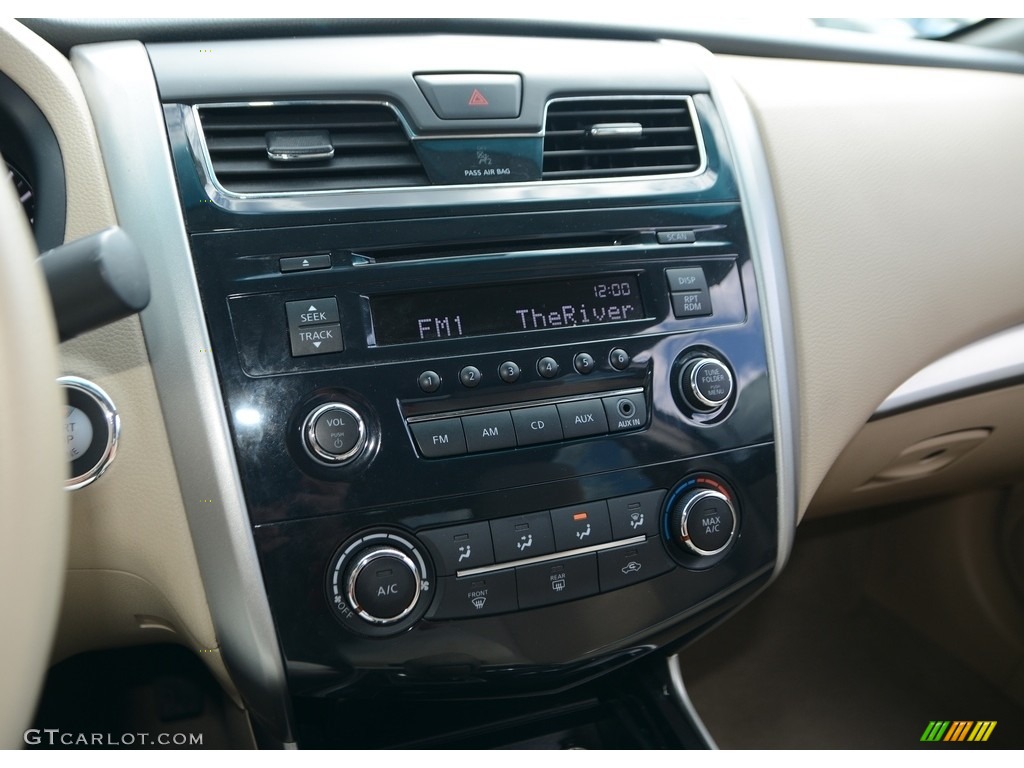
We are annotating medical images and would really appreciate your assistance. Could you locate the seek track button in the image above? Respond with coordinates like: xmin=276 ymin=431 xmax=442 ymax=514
xmin=289 ymin=323 xmax=343 ymax=357
xmin=286 ymin=297 xmax=340 ymax=327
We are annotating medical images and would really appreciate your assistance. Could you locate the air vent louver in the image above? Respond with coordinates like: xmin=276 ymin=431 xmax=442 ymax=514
xmin=542 ymin=98 xmax=702 ymax=181
xmin=197 ymin=104 xmax=429 ymax=193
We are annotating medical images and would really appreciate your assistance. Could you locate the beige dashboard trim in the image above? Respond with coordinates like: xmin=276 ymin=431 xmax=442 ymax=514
xmin=722 ymin=55 xmax=1024 ymax=520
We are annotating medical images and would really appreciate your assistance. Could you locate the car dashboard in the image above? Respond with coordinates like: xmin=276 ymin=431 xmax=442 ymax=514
xmin=3 ymin=17 xmax=1024 ymax=750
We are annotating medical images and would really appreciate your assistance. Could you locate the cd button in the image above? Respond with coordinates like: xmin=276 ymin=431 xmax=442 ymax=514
xmin=417 ymin=370 xmax=442 ymax=393
xmin=510 ymin=405 xmax=563 ymax=446
xmin=498 ymin=361 xmax=521 ymax=383
xmin=516 ymin=553 xmax=598 ymax=609
xmin=490 ymin=511 xmax=555 ymax=563
xmin=419 ymin=521 xmax=495 ymax=576
xmin=459 ymin=365 xmax=482 ymax=388
xmin=537 ymin=356 xmax=560 ymax=379
xmin=550 ymin=501 xmax=612 ymax=551
xmin=409 ymin=418 xmax=466 ymax=458
xmin=462 ymin=411 xmax=516 ymax=453
xmin=556 ymin=399 xmax=609 ymax=439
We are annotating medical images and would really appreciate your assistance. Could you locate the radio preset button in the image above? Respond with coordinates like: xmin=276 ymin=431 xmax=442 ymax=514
xmin=602 ymin=394 xmax=647 ymax=432
xmin=510 ymin=405 xmax=563 ymax=446
xmin=516 ymin=553 xmax=599 ymax=610
xmin=417 ymin=370 xmax=442 ymax=393
xmin=420 ymin=522 xmax=495 ymax=575
xmin=463 ymin=411 xmax=516 ymax=453
xmin=410 ymin=418 xmax=466 ymax=458
xmin=573 ymin=352 xmax=596 ymax=375
xmin=459 ymin=365 xmax=482 ymax=388
xmin=608 ymin=348 xmax=631 ymax=371
xmin=498 ymin=361 xmax=521 ymax=383
xmin=556 ymin=399 xmax=608 ymax=439
xmin=550 ymin=501 xmax=612 ymax=551
xmin=607 ymin=490 xmax=665 ymax=538
xmin=537 ymin=356 xmax=560 ymax=379
xmin=491 ymin=511 xmax=556 ymax=563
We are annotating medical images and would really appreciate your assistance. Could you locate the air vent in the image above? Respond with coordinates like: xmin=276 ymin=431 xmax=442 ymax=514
xmin=196 ymin=103 xmax=429 ymax=194
xmin=542 ymin=98 xmax=703 ymax=181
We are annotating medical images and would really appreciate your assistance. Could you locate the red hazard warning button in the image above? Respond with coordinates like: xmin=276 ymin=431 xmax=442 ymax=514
xmin=415 ymin=74 xmax=521 ymax=119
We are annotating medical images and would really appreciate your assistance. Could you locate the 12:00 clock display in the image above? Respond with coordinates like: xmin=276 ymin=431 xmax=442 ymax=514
xmin=370 ymin=275 xmax=646 ymax=346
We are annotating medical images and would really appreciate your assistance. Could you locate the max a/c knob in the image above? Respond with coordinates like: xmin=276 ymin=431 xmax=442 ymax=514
xmin=681 ymin=357 xmax=734 ymax=412
xmin=670 ymin=489 xmax=737 ymax=556
xmin=344 ymin=545 xmax=421 ymax=625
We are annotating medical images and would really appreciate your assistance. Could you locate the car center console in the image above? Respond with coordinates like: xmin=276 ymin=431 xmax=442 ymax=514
xmin=80 ymin=32 xmax=796 ymax=744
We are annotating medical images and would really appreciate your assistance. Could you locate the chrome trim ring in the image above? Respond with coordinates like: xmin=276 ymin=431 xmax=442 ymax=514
xmin=59 ymin=375 xmax=120 ymax=491
xmin=302 ymin=402 xmax=367 ymax=465
xmin=679 ymin=489 xmax=736 ymax=557
xmin=345 ymin=547 xmax=421 ymax=625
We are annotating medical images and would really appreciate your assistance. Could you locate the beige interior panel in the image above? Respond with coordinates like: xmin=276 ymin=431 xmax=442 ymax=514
xmin=721 ymin=56 xmax=1024 ymax=519
xmin=0 ymin=159 xmax=68 ymax=748
xmin=810 ymin=383 xmax=1024 ymax=516
xmin=0 ymin=20 xmax=233 ymax=698
xmin=0 ymin=21 xmax=115 ymax=241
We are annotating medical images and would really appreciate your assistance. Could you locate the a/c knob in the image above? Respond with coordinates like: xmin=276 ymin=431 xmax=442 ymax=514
xmin=344 ymin=545 xmax=421 ymax=625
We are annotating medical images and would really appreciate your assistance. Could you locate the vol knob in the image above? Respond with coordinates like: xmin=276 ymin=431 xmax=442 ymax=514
xmin=302 ymin=402 xmax=367 ymax=464
xmin=670 ymin=489 xmax=737 ymax=556
xmin=344 ymin=545 xmax=421 ymax=625
xmin=680 ymin=356 xmax=734 ymax=412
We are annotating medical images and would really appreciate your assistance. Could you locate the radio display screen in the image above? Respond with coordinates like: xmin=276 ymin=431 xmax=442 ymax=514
xmin=370 ymin=275 xmax=646 ymax=346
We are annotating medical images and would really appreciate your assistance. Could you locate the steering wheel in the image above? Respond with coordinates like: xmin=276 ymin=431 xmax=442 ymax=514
xmin=0 ymin=158 xmax=69 ymax=747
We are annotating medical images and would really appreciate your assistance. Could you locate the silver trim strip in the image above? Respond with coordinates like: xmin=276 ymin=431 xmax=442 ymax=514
xmin=667 ymin=654 xmax=719 ymax=749
xmin=71 ymin=42 xmax=294 ymax=741
xmin=457 ymin=535 xmax=646 ymax=578
xmin=406 ymin=386 xmax=645 ymax=423
xmin=693 ymin=44 xmax=800 ymax=576
xmin=587 ymin=122 xmax=644 ymax=139
xmin=184 ymin=95 xmax=707 ymax=206
xmin=876 ymin=324 xmax=1024 ymax=416
xmin=60 ymin=375 xmax=120 ymax=491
